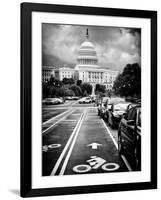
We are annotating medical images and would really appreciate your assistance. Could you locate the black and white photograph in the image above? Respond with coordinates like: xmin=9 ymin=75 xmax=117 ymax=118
xmin=20 ymin=3 xmax=157 ymax=197
xmin=42 ymin=24 xmax=141 ymax=176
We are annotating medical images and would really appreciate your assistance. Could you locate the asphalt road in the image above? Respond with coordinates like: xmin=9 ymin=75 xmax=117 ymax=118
xmin=42 ymin=100 xmax=131 ymax=176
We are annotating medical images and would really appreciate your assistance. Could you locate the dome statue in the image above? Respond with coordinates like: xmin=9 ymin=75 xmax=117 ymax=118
xmin=75 ymin=29 xmax=99 ymax=70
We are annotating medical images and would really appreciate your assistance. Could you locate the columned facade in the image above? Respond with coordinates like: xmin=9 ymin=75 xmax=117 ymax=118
xmin=49 ymin=29 xmax=118 ymax=93
xmin=75 ymin=29 xmax=118 ymax=94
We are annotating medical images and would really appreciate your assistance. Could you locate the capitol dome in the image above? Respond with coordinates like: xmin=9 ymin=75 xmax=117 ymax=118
xmin=76 ymin=29 xmax=99 ymax=70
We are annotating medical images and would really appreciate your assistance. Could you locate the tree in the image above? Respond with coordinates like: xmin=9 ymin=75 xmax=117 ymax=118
xmin=42 ymin=82 xmax=50 ymax=99
xmin=95 ymin=84 xmax=106 ymax=94
xmin=62 ymin=78 xmax=74 ymax=85
xmin=70 ymin=85 xmax=82 ymax=96
xmin=113 ymin=63 xmax=141 ymax=97
xmin=48 ymin=75 xmax=62 ymax=87
xmin=83 ymin=90 xmax=88 ymax=97
xmin=76 ymin=80 xmax=82 ymax=86
xmin=80 ymin=83 xmax=92 ymax=95
xmin=65 ymin=89 xmax=75 ymax=96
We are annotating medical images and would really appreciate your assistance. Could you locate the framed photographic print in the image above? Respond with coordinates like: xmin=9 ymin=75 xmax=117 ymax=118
xmin=21 ymin=2 xmax=157 ymax=197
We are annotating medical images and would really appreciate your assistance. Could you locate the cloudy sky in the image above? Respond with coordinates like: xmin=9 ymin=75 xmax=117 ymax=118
xmin=42 ymin=24 xmax=141 ymax=72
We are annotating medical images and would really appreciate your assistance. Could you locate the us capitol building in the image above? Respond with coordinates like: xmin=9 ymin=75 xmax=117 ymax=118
xmin=43 ymin=29 xmax=118 ymax=94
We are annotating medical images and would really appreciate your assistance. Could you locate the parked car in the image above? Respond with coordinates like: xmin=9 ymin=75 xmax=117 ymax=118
xmin=58 ymin=97 xmax=65 ymax=104
xmin=104 ymin=103 xmax=112 ymax=122
xmin=125 ymin=96 xmax=141 ymax=104
xmin=108 ymin=102 xmax=131 ymax=128
xmin=90 ymin=96 xmax=96 ymax=103
xmin=45 ymin=98 xmax=60 ymax=105
xmin=95 ymin=98 xmax=101 ymax=107
xmin=98 ymin=103 xmax=105 ymax=117
xmin=108 ymin=97 xmax=125 ymax=104
xmin=79 ymin=97 xmax=92 ymax=104
xmin=97 ymin=97 xmax=109 ymax=118
xmin=65 ymin=96 xmax=73 ymax=100
xmin=71 ymin=96 xmax=80 ymax=100
xmin=104 ymin=97 xmax=125 ymax=123
xmin=118 ymin=104 xmax=141 ymax=170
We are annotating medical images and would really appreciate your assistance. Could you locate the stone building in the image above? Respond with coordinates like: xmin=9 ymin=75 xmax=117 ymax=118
xmin=42 ymin=66 xmax=55 ymax=82
xmin=45 ymin=29 xmax=118 ymax=94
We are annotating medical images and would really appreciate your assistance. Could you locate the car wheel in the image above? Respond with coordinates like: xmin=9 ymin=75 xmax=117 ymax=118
xmin=118 ymin=133 xmax=122 ymax=154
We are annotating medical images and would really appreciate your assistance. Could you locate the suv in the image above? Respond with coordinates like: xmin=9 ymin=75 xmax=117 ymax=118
xmin=118 ymin=105 xmax=141 ymax=170
xmin=104 ymin=97 xmax=125 ymax=123
xmin=108 ymin=102 xmax=130 ymax=128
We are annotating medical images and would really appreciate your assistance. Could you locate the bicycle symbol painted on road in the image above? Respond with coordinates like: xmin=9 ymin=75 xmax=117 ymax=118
xmin=73 ymin=156 xmax=120 ymax=173
xmin=42 ymin=144 xmax=61 ymax=152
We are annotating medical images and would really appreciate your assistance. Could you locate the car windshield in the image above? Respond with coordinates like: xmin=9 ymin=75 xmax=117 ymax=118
xmin=108 ymin=98 xmax=125 ymax=104
xmin=114 ymin=103 xmax=129 ymax=111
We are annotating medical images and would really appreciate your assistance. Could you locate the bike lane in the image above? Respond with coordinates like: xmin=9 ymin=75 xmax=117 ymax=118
xmin=42 ymin=109 xmax=84 ymax=176
xmin=60 ymin=108 xmax=128 ymax=175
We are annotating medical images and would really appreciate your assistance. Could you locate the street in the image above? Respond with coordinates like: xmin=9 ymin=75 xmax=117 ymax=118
xmin=42 ymin=100 xmax=132 ymax=176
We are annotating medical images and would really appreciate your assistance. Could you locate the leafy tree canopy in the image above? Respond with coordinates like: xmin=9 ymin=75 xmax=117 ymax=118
xmin=70 ymin=84 xmax=82 ymax=96
xmin=80 ymin=83 xmax=92 ymax=95
xmin=113 ymin=63 xmax=141 ymax=97
xmin=95 ymin=84 xmax=106 ymax=94
xmin=62 ymin=78 xmax=74 ymax=85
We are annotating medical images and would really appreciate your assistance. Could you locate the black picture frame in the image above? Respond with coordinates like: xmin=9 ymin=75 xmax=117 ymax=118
xmin=21 ymin=2 xmax=157 ymax=197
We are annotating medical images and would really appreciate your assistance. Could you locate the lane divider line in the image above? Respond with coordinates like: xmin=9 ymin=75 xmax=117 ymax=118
xmin=101 ymin=119 xmax=132 ymax=171
xmin=101 ymin=119 xmax=118 ymax=149
xmin=42 ymin=109 xmax=74 ymax=135
xmin=50 ymin=112 xmax=85 ymax=176
xmin=43 ymin=108 xmax=72 ymax=125
xmin=59 ymin=112 xmax=85 ymax=175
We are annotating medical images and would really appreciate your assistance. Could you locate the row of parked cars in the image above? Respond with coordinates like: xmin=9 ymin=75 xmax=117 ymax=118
xmin=43 ymin=97 xmax=64 ymax=105
xmin=43 ymin=96 xmax=96 ymax=105
xmin=65 ymin=96 xmax=80 ymax=100
xmin=98 ymin=97 xmax=141 ymax=170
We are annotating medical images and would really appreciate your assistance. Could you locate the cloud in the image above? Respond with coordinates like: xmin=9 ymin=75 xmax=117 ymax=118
xmin=42 ymin=24 xmax=141 ymax=71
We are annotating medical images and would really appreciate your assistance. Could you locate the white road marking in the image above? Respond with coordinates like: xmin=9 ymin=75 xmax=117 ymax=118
xmin=59 ymin=112 xmax=85 ymax=175
xmin=42 ymin=109 xmax=74 ymax=135
xmin=50 ymin=112 xmax=85 ymax=176
xmin=101 ymin=119 xmax=132 ymax=171
xmin=87 ymin=143 xmax=102 ymax=149
xmin=73 ymin=164 xmax=91 ymax=173
xmin=87 ymin=156 xmax=106 ymax=169
xmin=43 ymin=108 xmax=72 ymax=125
xmin=48 ymin=144 xmax=61 ymax=149
xmin=101 ymin=119 xmax=118 ymax=149
xmin=121 ymin=155 xmax=132 ymax=171
xmin=102 ymin=163 xmax=120 ymax=171
xmin=42 ymin=144 xmax=61 ymax=152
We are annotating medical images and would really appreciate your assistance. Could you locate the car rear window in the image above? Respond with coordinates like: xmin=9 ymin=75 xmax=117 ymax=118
xmin=114 ymin=103 xmax=129 ymax=111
